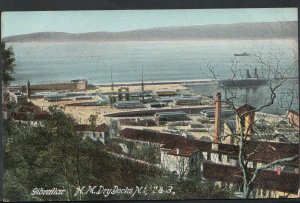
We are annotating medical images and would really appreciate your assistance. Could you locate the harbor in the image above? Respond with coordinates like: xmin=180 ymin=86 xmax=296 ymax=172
xmin=21 ymin=80 xmax=216 ymax=125
xmin=6 ymin=77 xmax=298 ymax=144
xmin=2 ymin=8 xmax=299 ymax=201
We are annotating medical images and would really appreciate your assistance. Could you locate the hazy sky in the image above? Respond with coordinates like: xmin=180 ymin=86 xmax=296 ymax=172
xmin=1 ymin=8 xmax=298 ymax=37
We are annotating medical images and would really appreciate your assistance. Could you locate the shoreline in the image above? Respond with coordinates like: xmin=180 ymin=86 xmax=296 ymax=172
xmin=12 ymin=79 xmax=217 ymax=88
xmin=12 ymin=77 xmax=296 ymax=88
xmin=5 ymin=37 xmax=297 ymax=44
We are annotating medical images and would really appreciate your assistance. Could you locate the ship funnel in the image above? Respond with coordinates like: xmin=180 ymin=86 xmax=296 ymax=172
xmin=246 ymin=69 xmax=251 ymax=78
xmin=254 ymin=68 xmax=259 ymax=78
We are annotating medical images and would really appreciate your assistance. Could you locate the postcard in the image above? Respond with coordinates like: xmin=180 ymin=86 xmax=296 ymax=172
xmin=1 ymin=8 xmax=299 ymax=201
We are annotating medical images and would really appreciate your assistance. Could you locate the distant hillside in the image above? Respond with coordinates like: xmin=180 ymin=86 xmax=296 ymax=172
xmin=3 ymin=21 xmax=297 ymax=42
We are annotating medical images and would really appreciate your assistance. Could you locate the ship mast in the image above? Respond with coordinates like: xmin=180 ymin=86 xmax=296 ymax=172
xmin=141 ymin=66 xmax=144 ymax=102
xmin=110 ymin=66 xmax=114 ymax=93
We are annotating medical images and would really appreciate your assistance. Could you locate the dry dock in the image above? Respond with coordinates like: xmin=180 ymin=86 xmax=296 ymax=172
xmin=104 ymin=106 xmax=216 ymax=117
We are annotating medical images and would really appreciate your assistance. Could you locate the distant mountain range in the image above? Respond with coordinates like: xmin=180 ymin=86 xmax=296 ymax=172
xmin=3 ymin=21 xmax=297 ymax=42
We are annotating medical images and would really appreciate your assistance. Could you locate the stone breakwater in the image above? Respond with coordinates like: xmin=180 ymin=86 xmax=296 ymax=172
xmin=95 ymin=79 xmax=217 ymax=87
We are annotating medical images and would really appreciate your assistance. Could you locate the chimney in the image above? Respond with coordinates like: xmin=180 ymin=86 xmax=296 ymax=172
xmin=246 ymin=69 xmax=251 ymax=78
xmin=213 ymin=92 xmax=222 ymax=150
xmin=27 ymin=80 xmax=31 ymax=97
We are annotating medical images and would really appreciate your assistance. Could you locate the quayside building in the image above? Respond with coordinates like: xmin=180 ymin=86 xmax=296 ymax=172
xmin=116 ymin=92 xmax=299 ymax=198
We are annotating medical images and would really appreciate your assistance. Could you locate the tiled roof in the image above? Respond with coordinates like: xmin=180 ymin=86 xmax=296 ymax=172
xmin=203 ymin=161 xmax=299 ymax=194
xmin=12 ymin=102 xmax=49 ymax=120
xmin=120 ymin=128 xmax=181 ymax=145
xmin=36 ymin=111 xmax=51 ymax=119
xmin=19 ymin=102 xmax=41 ymax=113
xmin=288 ymin=110 xmax=299 ymax=128
xmin=216 ymin=141 xmax=298 ymax=166
xmin=236 ymin=104 xmax=256 ymax=114
xmin=19 ymin=106 xmax=41 ymax=113
xmin=120 ymin=128 xmax=211 ymax=157
xmin=120 ymin=128 xmax=298 ymax=165
xmin=288 ymin=110 xmax=299 ymax=117
xmin=23 ymin=101 xmax=37 ymax=107
xmin=162 ymin=137 xmax=211 ymax=157
xmin=11 ymin=111 xmax=50 ymax=120
xmin=74 ymin=123 xmax=109 ymax=132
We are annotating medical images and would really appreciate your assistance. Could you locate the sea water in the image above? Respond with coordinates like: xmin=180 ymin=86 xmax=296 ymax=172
xmin=9 ymin=39 xmax=297 ymax=85
xmin=8 ymin=39 xmax=299 ymax=114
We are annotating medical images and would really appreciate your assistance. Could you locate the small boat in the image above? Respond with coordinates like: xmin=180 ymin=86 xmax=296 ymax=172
xmin=234 ymin=52 xmax=250 ymax=56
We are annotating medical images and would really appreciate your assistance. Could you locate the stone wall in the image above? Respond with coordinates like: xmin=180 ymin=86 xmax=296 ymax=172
xmin=30 ymin=81 xmax=87 ymax=92
xmin=120 ymin=139 xmax=161 ymax=164
xmin=160 ymin=150 xmax=190 ymax=179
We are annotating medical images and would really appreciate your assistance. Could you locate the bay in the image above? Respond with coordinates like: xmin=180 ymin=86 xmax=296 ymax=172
xmin=9 ymin=39 xmax=297 ymax=85
xmin=8 ymin=39 xmax=299 ymax=114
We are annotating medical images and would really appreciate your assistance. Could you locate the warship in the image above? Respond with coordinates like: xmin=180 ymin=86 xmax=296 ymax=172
xmin=218 ymin=68 xmax=268 ymax=87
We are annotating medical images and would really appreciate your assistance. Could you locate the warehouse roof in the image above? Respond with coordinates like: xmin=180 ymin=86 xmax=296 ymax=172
xmin=203 ymin=161 xmax=298 ymax=194
xmin=120 ymin=128 xmax=298 ymax=165
xmin=74 ymin=123 xmax=109 ymax=132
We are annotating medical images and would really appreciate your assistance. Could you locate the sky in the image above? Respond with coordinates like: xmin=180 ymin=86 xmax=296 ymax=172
xmin=1 ymin=8 xmax=298 ymax=37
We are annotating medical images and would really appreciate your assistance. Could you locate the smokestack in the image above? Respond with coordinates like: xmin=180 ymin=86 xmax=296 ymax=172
xmin=213 ymin=92 xmax=222 ymax=150
xmin=254 ymin=68 xmax=259 ymax=78
xmin=246 ymin=69 xmax=251 ymax=78
xmin=27 ymin=80 xmax=31 ymax=97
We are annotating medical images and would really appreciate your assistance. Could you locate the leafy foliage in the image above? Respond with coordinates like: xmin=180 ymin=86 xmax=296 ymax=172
xmin=88 ymin=114 xmax=98 ymax=133
xmin=3 ymin=106 xmax=232 ymax=201
xmin=1 ymin=42 xmax=15 ymax=87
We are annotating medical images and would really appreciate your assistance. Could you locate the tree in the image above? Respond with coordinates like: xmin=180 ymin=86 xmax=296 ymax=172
xmin=43 ymin=105 xmax=87 ymax=201
xmin=3 ymin=106 xmax=96 ymax=201
xmin=110 ymin=118 xmax=121 ymax=138
xmin=1 ymin=42 xmax=16 ymax=88
xmin=201 ymin=50 xmax=299 ymax=198
xmin=88 ymin=114 xmax=98 ymax=135
xmin=3 ymin=106 xmax=234 ymax=201
xmin=3 ymin=119 xmax=64 ymax=201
